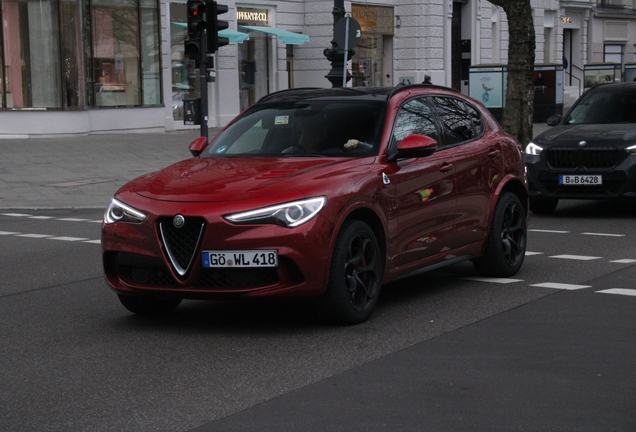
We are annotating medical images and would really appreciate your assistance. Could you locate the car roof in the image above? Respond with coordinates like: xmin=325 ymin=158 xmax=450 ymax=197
xmin=257 ymin=84 xmax=463 ymax=104
xmin=588 ymin=82 xmax=636 ymax=93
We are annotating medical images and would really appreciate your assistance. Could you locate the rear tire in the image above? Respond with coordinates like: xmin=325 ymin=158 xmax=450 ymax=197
xmin=117 ymin=294 xmax=181 ymax=316
xmin=529 ymin=197 xmax=558 ymax=214
xmin=473 ymin=192 xmax=527 ymax=277
xmin=315 ymin=220 xmax=383 ymax=325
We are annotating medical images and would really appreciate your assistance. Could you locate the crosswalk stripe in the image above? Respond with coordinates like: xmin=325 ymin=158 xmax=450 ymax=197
xmin=581 ymin=232 xmax=625 ymax=237
xmin=531 ymin=282 xmax=591 ymax=290
xmin=462 ymin=277 xmax=523 ymax=284
xmin=596 ymin=288 xmax=636 ymax=297
xmin=549 ymin=254 xmax=601 ymax=261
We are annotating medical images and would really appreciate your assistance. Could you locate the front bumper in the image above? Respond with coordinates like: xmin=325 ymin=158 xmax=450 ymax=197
xmin=102 ymin=201 xmax=335 ymax=301
xmin=525 ymin=154 xmax=636 ymax=200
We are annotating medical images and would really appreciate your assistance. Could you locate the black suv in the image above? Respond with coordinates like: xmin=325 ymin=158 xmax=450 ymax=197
xmin=525 ymin=82 xmax=636 ymax=214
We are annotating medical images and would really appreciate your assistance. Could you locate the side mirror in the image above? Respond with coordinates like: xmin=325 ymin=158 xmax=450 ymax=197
xmin=546 ymin=114 xmax=562 ymax=127
xmin=387 ymin=134 xmax=438 ymax=162
xmin=189 ymin=136 xmax=208 ymax=157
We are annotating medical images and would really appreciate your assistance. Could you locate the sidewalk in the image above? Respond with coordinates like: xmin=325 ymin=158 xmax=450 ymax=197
xmin=0 ymin=125 xmax=550 ymax=210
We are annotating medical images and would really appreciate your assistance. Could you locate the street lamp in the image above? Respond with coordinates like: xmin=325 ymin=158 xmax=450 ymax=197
xmin=324 ymin=0 xmax=354 ymax=88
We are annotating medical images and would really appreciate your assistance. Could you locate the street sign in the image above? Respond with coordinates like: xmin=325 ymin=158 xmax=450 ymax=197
xmin=334 ymin=17 xmax=361 ymax=50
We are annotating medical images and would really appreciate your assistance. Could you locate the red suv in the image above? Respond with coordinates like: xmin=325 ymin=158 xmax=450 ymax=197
xmin=102 ymin=85 xmax=528 ymax=324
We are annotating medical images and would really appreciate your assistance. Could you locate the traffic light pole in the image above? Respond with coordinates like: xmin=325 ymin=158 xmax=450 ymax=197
xmin=199 ymin=32 xmax=208 ymax=139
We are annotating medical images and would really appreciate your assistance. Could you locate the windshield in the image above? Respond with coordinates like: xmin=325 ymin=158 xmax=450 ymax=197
xmin=564 ymin=88 xmax=636 ymax=125
xmin=202 ymin=100 xmax=386 ymax=158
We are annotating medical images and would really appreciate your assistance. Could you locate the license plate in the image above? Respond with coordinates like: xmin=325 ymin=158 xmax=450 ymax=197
xmin=202 ymin=250 xmax=278 ymax=268
xmin=559 ymin=175 xmax=602 ymax=185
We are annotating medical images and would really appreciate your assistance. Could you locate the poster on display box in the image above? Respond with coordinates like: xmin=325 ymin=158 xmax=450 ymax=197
xmin=469 ymin=70 xmax=503 ymax=108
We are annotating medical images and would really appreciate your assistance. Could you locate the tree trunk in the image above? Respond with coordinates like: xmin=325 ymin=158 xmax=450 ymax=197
xmin=488 ymin=0 xmax=536 ymax=145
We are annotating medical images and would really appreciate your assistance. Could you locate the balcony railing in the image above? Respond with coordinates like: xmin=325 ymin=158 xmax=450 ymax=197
xmin=596 ymin=0 xmax=635 ymax=9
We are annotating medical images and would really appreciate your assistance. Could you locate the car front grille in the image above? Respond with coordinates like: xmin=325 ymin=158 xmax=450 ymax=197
xmin=159 ymin=216 xmax=206 ymax=277
xmin=546 ymin=147 xmax=621 ymax=169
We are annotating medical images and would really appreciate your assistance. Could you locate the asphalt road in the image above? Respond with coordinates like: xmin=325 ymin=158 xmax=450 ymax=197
xmin=0 ymin=199 xmax=635 ymax=431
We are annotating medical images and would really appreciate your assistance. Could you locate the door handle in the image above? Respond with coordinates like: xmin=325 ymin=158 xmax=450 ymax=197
xmin=488 ymin=149 xmax=501 ymax=158
xmin=439 ymin=163 xmax=454 ymax=173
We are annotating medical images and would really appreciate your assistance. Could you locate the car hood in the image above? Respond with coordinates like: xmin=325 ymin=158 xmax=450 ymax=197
xmin=535 ymin=124 xmax=636 ymax=147
xmin=133 ymin=157 xmax=367 ymax=202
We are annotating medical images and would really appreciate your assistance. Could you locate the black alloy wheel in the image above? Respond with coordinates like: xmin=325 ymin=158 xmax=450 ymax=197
xmin=473 ymin=192 xmax=527 ymax=277
xmin=315 ymin=220 xmax=383 ymax=325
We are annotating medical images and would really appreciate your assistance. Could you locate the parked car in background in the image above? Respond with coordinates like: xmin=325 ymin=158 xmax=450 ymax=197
xmin=102 ymin=85 xmax=528 ymax=325
xmin=525 ymin=82 xmax=636 ymax=214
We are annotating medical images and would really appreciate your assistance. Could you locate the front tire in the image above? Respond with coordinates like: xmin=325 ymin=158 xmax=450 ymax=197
xmin=473 ymin=192 xmax=527 ymax=277
xmin=315 ymin=220 xmax=383 ymax=325
xmin=117 ymin=294 xmax=182 ymax=316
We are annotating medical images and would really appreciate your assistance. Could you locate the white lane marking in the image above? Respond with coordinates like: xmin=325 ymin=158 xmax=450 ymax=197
xmin=531 ymin=282 xmax=591 ymax=290
xmin=463 ymin=277 xmax=523 ymax=284
xmin=549 ymin=254 xmax=602 ymax=261
xmin=610 ymin=259 xmax=636 ymax=264
xmin=597 ymin=288 xmax=636 ymax=297
xmin=0 ymin=231 xmax=100 ymax=243
xmin=581 ymin=232 xmax=625 ymax=237
xmin=529 ymin=229 xmax=570 ymax=234
xmin=1 ymin=213 xmax=31 ymax=217
xmin=1 ymin=212 xmax=101 ymax=224
xmin=525 ymin=251 xmax=543 ymax=256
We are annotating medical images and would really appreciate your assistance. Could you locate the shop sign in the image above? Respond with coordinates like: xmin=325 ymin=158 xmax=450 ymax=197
xmin=351 ymin=5 xmax=394 ymax=35
xmin=237 ymin=8 xmax=269 ymax=26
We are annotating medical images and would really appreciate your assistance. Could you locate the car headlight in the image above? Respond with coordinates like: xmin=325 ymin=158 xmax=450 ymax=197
xmin=104 ymin=198 xmax=148 ymax=224
xmin=525 ymin=142 xmax=543 ymax=155
xmin=627 ymin=144 xmax=636 ymax=154
xmin=224 ymin=197 xmax=327 ymax=228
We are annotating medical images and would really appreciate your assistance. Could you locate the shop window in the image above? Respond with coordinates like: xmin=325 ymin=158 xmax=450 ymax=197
xmin=239 ymin=33 xmax=269 ymax=112
xmin=1 ymin=0 xmax=62 ymax=108
xmin=141 ymin=0 xmax=161 ymax=105
xmin=60 ymin=0 xmax=85 ymax=108
xmin=91 ymin=0 xmax=141 ymax=106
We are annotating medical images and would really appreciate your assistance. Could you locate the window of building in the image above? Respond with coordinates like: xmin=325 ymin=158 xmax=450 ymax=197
xmin=604 ymin=44 xmax=624 ymax=65
xmin=2 ymin=0 xmax=62 ymax=108
xmin=0 ymin=0 xmax=161 ymax=110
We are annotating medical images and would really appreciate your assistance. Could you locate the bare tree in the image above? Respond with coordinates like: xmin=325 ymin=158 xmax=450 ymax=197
xmin=488 ymin=0 xmax=536 ymax=145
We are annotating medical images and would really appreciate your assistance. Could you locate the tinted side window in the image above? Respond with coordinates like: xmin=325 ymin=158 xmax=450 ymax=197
xmin=465 ymin=102 xmax=484 ymax=137
xmin=432 ymin=97 xmax=477 ymax=145
xmin=391 ymin=97 xmax=439 ymax=147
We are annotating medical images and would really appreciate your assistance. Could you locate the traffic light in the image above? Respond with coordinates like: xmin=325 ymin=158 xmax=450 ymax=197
xmin=207 ymin=1 xmax=229 ymax=53
xmin=184 ymin=0 xmax=207 ymax=60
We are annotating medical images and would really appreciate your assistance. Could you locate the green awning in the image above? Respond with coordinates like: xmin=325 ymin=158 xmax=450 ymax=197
xmin=219 ymin=29 xmax=249 ymax=44
xmin=170 ymin=23 xmax=249 ymax=44
xmin=238 ymin=25 xmax=309 ymax=45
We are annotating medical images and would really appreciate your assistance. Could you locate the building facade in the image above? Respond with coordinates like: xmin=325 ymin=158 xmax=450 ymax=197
xmin=1 ymin=0 xmax=635 ymax=137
